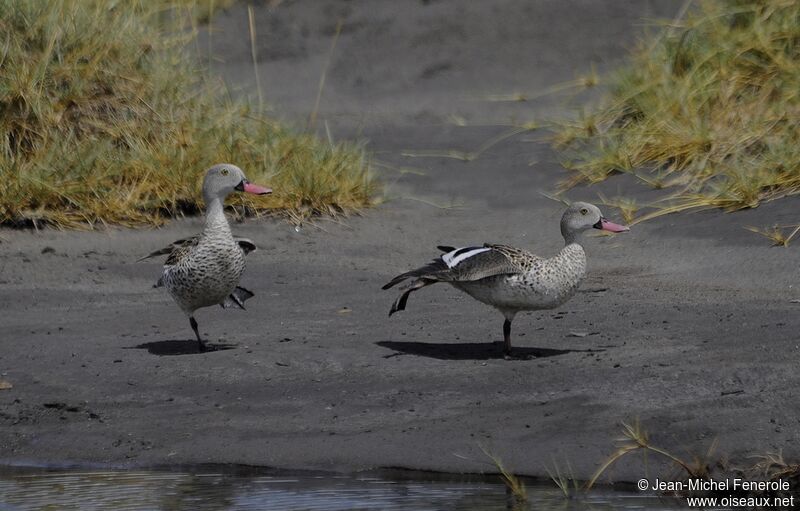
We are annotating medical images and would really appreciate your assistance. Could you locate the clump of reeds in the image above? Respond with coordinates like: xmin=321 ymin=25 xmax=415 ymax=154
xmin=0 ymin=0 xmax=376 ymax=228
xmin=554 ymin=0 xmax=800 ymax=222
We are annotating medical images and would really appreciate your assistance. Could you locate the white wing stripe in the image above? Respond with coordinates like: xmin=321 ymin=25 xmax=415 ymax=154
xmin=442 ymin=247 xmax=491 ymax=268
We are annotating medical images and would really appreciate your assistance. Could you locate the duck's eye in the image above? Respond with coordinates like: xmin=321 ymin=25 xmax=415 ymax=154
xmin=580 ymin=208 xmax=588 ymax=215
xmin=220 ymin=168 xmax=229 ymax=176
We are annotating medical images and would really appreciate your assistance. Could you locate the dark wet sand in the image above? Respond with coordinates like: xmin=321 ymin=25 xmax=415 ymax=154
xmin=2 ymin=0 xmax=800 ymax=482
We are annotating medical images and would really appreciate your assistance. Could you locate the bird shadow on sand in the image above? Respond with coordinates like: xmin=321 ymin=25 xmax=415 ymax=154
xmin=126 ymin=340 xmax=236 ymax=356
xmin=376 ymin=341 xmax=604 ymax=361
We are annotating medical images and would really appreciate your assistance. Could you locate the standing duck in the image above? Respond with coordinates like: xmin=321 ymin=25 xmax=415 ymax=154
xmin=382 ymin=202 xmax=629 ymax=357
xmin=139 ymin=164 xmax=271 ymax=351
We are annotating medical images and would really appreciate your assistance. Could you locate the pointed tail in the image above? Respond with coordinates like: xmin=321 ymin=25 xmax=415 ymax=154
xmin=382 ymin=258 xmax=449 ymax=290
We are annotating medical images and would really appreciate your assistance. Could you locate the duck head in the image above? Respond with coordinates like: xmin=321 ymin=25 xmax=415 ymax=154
xmin=560 ymin=201 xmax=629 ymax=243
xmin=202 ymin=163 xmax=272 ymax=204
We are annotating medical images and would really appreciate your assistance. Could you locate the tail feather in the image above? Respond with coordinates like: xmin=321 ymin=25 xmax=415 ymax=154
xmin=221 ymin=286 xmax=255 ymax=310
xmin=382 ymin=271 xmax=415 ymax=290
xmin=382 ymin=259 xmax=449 ymax=290
xmin=437 ymin=245 xmax=456 ymax=253
xmin=388 ymin=279 xmax=435 ymax=316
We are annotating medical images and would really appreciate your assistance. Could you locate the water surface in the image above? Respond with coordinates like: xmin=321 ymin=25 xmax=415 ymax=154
xmin=0 ymin=466 xmax=689 ymax=511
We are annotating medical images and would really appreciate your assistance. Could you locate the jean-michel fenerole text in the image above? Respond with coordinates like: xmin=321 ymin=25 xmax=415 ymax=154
xmin=650 ymin=478 xmax=791 ymax=493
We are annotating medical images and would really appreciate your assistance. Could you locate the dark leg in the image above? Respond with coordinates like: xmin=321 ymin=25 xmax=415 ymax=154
xmin=389 ymin=279 xmax=435 ymax=316
xmin=503 ymin=318 xmax=512 ymax=356
xmin=190 ymin=316 xmax=205 ymax=352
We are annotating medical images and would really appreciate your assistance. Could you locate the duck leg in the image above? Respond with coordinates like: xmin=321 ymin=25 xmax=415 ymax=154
xmin=503 ymin=318 xmax=513 ymax=356
xmin=189 ymin=316 xmax=206 ymax=352
xmin=501 ymin=310 xmax=517 ymax=358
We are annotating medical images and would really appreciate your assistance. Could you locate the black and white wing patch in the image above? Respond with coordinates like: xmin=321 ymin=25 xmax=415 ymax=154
xmin=438 ymin=245 xmax=523 ymax=281
xmin=441 ymin=246 xmax=491 ymax=267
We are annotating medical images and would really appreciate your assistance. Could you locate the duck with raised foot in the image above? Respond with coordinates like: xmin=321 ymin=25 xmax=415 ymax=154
xmin=139 ymin=164 xmax=271 ymax=351
xmin=382 ymin=202 xmax=629 ymax=357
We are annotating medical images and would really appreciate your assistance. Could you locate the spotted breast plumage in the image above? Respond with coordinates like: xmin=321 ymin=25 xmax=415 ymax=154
xmin=383 ymin=202 xmax=630 ymax=357
xmin=139 ymin=164 xmax=271 ymax=351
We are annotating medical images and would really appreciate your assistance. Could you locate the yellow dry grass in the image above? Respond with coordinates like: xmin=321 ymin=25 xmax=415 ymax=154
xmin=554 ymin=0 xmax=800 ymax=222
xmin=0 ymin=0 xmax=376 ymax=228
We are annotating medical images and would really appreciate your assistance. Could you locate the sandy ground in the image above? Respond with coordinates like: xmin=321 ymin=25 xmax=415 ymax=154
xmin=2 ymin=0 xmax=800 ymax=482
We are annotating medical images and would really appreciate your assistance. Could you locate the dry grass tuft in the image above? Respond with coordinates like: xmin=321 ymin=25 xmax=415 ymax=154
xmin=545 ymin=458 xmax=579 ymax=499
xmin=745 ymin=451 xmax=800 ymax=483
xmin=587 ymin=419 xmax=713 ymax=489
xmin=554 ymin=0 xmax=800 ymax=220
xmin=0 ymin=0 xmax=376 ymax=229
xmin=481 ymin=447 xmax=528 ymax=506
xmin=744 ymin=224 xmax=800 ymax=246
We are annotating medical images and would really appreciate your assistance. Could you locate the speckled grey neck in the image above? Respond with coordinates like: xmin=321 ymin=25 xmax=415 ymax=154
xmin=204 ymin=197 xmax=232 ymax=235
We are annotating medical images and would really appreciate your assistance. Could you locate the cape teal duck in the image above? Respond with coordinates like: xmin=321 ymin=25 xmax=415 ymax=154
xmin=140 ymin=164 xmax=271 ymax=351
xmin=383 ymin=202 xmax=629 ymax=356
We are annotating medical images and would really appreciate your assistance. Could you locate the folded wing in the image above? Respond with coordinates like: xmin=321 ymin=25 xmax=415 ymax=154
xmin=138 ymin=236 xmax=256 ymax=264
xmin=383 ymin=244 xmax=524 ymax=290
xmin=382 ymin=244 xmax=531 ymax=316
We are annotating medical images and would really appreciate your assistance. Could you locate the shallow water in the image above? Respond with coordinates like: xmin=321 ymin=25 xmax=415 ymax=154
xmin=0 ymin=466 xmax=688 ymax=511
